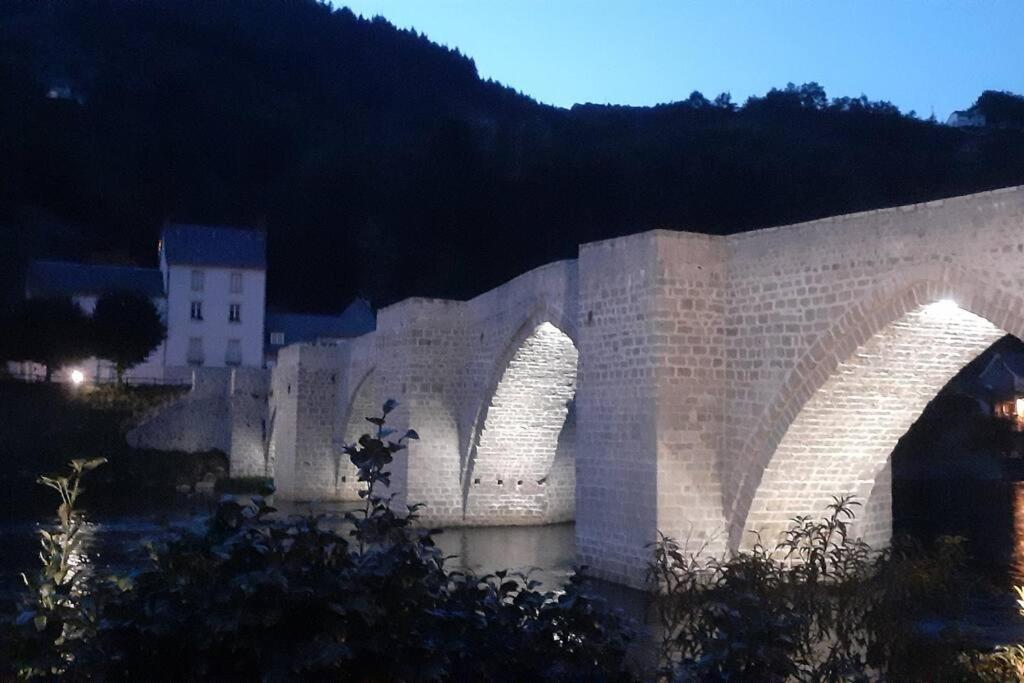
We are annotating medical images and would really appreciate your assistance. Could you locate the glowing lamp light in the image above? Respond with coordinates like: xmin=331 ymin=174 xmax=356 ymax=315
xmin=1016 ymin=397 xmax=1024 ymax=417
xmin=70 ymin=369 xmax=85 ymax=386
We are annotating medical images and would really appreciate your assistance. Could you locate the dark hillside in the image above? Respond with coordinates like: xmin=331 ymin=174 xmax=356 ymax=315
xmin=1 ymin=0 xmax=1023 ymax=309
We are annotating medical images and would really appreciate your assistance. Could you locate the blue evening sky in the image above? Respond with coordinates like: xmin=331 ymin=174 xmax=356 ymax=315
xmin=340 ymin=1 xmax=1023 ymax=119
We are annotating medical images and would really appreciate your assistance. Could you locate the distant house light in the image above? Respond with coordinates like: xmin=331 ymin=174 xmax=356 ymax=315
xmin=1015 ymin=398 xmax=1024 ymax=416
xmin=70 ymin=369 xmax=85 ymax=386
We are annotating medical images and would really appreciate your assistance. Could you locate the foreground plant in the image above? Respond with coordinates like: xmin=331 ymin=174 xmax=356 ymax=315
xmin=5 ymin=402 xmax=633 ymax=681
xmin=649 ymin=497 xmax=996 ymax=681
xmin=11 ymin=458 xmax=107 ymax=677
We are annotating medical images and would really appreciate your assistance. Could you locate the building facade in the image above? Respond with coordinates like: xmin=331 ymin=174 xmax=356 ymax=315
xmin=159 ymin=225 xmax=267 ymax=379
xmin=16 ymin=223 xmax=376 ymax=384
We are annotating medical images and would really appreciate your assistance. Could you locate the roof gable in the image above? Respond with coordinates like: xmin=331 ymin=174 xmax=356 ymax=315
xmin=265 ymin=299 xmax=376 ymax=349
xmin=161 ymin=224 xmax=266 ymax=270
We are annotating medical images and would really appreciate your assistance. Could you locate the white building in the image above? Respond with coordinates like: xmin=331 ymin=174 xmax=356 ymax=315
xmin=17 ymin=224 xmax=375 ymax=384
xmin=158 ymin=224 xmax=267 ymax=380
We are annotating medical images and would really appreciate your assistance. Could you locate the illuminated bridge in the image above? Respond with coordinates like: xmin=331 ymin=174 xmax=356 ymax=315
xmin=265 ymin=185 xmax=1024 ymax=586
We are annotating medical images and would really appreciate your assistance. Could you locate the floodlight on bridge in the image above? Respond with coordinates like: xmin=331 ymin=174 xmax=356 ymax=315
xmin=924 ymin=299 xmax=960 ymax=317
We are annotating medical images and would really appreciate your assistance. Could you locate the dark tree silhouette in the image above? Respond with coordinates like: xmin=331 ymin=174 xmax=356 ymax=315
xmin=91 ymin=291 xmax=166 ymax=383
xmin=3 ymin=297 xmax=92 ymax=381
xmin=0 ymin=1 xmax=1023 ymax=311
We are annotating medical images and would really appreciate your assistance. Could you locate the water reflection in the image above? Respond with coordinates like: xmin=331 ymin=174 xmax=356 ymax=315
xmin=436 ymin=523 xmax=576 ymax=587
xmin=1011 ymin=482 xmax=1024 ymax=584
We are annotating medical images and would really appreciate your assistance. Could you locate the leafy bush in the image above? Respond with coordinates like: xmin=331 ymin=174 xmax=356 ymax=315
xmin=649 ymin=498 xmax=995 ymax=681
xmin=3 ymin=402 xmax=634 ymax=681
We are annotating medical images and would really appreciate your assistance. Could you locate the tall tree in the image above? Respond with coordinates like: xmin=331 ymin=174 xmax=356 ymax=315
xmin=4 ymin=297 xmax=92 ymax=381
xmin=91 ymin=291 xmax=166 ymax=383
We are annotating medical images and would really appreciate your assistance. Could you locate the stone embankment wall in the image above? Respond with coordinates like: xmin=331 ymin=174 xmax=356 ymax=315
xmin=126 ymin=367 xmax=270 ymax=477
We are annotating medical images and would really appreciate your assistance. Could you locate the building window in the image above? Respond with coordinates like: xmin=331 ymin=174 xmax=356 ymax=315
xmin=187 ymin=337 xmax=204 ymax=366
xmin=190 ymin=301 xmax=203 ymax=321
xmin=228 ymin=303 xmax=241 ymax=323
xmin=225 ymin=339 xmax=242 ymax=366
xmin=230 ymin=272 xmax=243 ymax=294
xmin=270 ymin=331 xmax=285 ymax=345
xmin=191 ymin=270 xmax=204 ymax=291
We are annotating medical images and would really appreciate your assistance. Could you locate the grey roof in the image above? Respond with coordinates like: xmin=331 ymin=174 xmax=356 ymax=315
xmin=26 ymin=260 xmax=164 ymax=299
xmin=977 ymin=352 xmax=1024 ymax=397
xmin=265 ymin=299 xmax=376 ymax=351
xmin=161 ymin=224 xmax=266 ymax=269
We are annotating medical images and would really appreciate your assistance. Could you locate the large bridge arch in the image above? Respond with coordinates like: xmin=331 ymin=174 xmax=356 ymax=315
xmin=728 ymin=270 xmax=1024 ymax=550
xmin=463 ymin=315 xmax=579 ymax=524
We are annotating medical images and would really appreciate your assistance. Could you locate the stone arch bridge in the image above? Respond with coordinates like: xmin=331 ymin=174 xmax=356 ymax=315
xmin=266 ymin=186 xmax=1024 ymax=587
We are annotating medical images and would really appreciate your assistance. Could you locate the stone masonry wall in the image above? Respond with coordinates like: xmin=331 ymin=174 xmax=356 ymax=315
xmin=269 ymin=185 xmax=1024 ymax=588
xmin=574 ymin=232 xmax=661 ymax=584
xmin=464 ymin=321 xmax=577 ymax=524
xmin=126 ymin=367 xmax=269 ymax=477
xmin=742 ymin=304 xmax=1003 ymax=548
xmin=723 ymin=186 xmax=1024 ymax=549
xmin=268 ymin=343 xmax=346 ymax=500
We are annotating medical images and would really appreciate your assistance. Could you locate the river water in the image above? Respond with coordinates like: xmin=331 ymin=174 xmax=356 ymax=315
xmin=5 ymin=480 xmax=1024 ymax=656
xmin=0 ymin=495 xmax=651 ymax=628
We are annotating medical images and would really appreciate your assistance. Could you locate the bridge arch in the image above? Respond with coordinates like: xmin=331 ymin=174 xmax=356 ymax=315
xmin=728 ymin=268 xmax=1024 ymax=551
xmin=334 ymin=366 xmax=380 ymax=500
xmin=463 ymin=314 xmax=579 ymax=524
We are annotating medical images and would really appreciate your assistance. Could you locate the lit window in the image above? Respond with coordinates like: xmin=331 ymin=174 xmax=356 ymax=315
xmin=270 ymin=332 xmax=285 ymax=345
xmin=230 ymin=272 xmax=243 ymax=294
xmin=190 ymin=301 xmax=203 ymax=320
xmin=225 ymin=339 xmax=242 ymax=366
xmin=1016 ymin=398 xmax=1024 ymax=416
xmin=187 ymin=337 xmax=204 ymax=365
xmin=228 ymin=303 xmax=241 ymax=323
xmin=191 ymin=270 xmax=204 ymax=291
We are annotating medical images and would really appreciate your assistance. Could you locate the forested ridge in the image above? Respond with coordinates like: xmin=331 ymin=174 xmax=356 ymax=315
xmin=2 ymin=0 xmax=1024 ymax=311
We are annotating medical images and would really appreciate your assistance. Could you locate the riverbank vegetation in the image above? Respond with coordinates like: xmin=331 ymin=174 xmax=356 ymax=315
xmin=648 ymin=500 xmax=1018 ymax=680
xmin=3 ymin=400 xmax=1024 ymax=679
xmin=1 ymin=291 xmax=165 ymax=383
xmin=2 ymin=404 xmax=634 ymax=680
xmin=0 ymin=379 xmax=221 ymax=519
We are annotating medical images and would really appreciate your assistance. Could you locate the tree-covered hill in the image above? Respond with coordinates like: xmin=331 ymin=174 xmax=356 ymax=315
xmin=2 ymin=0 xmax=1023 ymax=311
